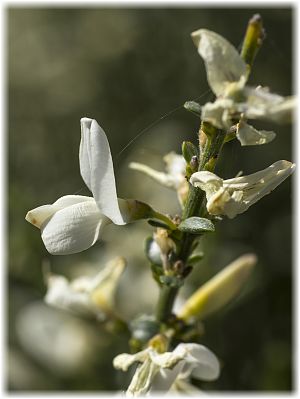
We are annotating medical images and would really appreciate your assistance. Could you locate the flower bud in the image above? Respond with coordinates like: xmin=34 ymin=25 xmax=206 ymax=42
xmin=178 ymin=254 xmax=257 ymax=321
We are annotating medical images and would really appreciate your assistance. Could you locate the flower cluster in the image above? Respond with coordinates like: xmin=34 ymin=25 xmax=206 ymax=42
xmin=25 ymin=18 xmax=295 ymax=396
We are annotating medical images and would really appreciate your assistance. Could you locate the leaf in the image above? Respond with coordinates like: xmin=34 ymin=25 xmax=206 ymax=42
xmin=187 ymin=252 xmax=205 ymax=265
xmin=148 ymin=219 xmax=171 ymax=230
xmin=184 ymin=101 xmax=201 ymax=116
xmin=178 ymin=217 xmax=215 ymax=234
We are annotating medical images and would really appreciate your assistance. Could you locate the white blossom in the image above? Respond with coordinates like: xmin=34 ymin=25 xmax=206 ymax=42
xmin=191 ymin=29 xmax=295 ymax=142
xmin=190 ymin=160 xmax=295 ymax=218
xmin=113 ymin=343 xmax=219 ymax=396
xmin=45 ymin=257 xmax=126 ymax=320
xmin=25 ymin=118 xmax=152 ymax=254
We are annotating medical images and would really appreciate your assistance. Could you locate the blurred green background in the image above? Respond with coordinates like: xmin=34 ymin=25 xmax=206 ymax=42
xmin=8 ymin=6 xmax=294 ymax=392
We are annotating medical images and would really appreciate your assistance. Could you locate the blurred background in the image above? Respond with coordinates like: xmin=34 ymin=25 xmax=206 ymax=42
xmin=8 ymin=6 xmax=294 ymax=392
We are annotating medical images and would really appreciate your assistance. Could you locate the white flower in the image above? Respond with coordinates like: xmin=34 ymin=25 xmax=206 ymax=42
xmin=191 ymin=29 xmax=295 ymax=143
xmin=45 ymin=257 xmax=126 ymax=320
xmin=129 ymin=152 xmax=188 ymax=206
xmin=25 ymin=118 xmax=152 ymax=255
xmin=113 ymin=343 xmax=220 ymax=396
xmin=190 ymin=160 xmax=295 ymax=219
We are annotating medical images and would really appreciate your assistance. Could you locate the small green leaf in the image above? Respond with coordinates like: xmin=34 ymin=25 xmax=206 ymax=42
xmin=184 ymin=101 xmax=202 ymax=116
xmin=148 ymin=219 xmax=171 ymax=230
xmin=178 ymin=217 xmax=215 ymax=234
xmin=187 ymin=252 xmax=205 ymax=265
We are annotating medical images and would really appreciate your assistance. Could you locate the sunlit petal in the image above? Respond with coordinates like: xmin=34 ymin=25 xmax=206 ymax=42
xmin=191 ymin=29 xmax=248 ymax=96
xmin=80 ymin=118 xmax=125 ymax=225
xmin=41 ymin=198 xmax=109 ymax=255
xmin=236 ymin=120 xmax=276 ymax=146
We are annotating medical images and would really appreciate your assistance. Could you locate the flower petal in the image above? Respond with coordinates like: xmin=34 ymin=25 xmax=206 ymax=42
xmin=41 ymin=198 xmax=109 ymax=255
xmin=201 ymin=98 xmax=234 ymax=129
xmin=150 ymin=362 xmax=185 ymax=393
xmin=25 ymin=195 xmax=95 ymax=229
xmin=224 ymin=160 xmax=295 ymax=204
xmin=129 ymin=162 xmax=178 ymax=189
xmin=175 ymin=343 xmax=220 ymax=381
xmin=191 ymin=29 xmax=248 ymax=96
xmin=236 ymin=121 xmax=276 ymax=146
xmin=80 ymin=118 xmax=126 ymax=225
xmin=113 ymin=349 xmax=150 ymax=372
xmin=190 ymin=171 xmax=223 ymax=198
xmin=88 ymin=257 xmax=126 ymax=310
xmin=244 ymin=87 xmax=296 ymax=123
xmin=45 ymin=275 xmax=105 ymax=319
xmin=163 ymin=152 xmax=186 ymax=181
xmin=191 ymin=161 xmax=295 ymax=219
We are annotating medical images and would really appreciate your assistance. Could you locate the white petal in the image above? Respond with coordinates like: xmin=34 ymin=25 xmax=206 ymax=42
xmin=237 ymin=121 xmax=276 ymax=146
xmin=26 ymin=205 xmax=59 ymax=229
xmin=201 ymin=99 xmax=234 ymax=129
xmin=244 ymin=87 xmax=296 ymax=123
xmin=126 ymin=358 xmax=159 ymax=397
xmin=80 ymin=118 xmax=125 ymax=225
xmin=25 ymin=195 xmax=94 ymax=229
xmin=175 ymin=343 xmax=220 ymax=381
xmin=113 ymin=349 xmax=150 ymax=372
xmin=224 ymin=160 xmax=295 ymax=203
xmin=41 ymin=198 xmax=109 ymax=255
xmin=45 ymin=275 xmax=104 ymax=319
xmin=190 ymin=171 xmax=223 ymax=198
xmin=191 ymin=29 xmax=248 ymax=96
xmin=163 ymin=152 xmax=186 ymax=181
xmin=150 ymin=362 xmax=185 ymax=393
xmin=129 ymin=162 xmax=178 ymax=189
xmin=88 ymin=257 xmax=126 ymax=309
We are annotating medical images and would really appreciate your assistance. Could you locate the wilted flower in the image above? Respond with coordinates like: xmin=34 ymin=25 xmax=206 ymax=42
xmin=45 ymin=257 xmax=126 ymax=320
xmin=113 ymin=342 xmax=220 ymax=396
xmin=25 ymin=118 xmax=153 ymax=255
xmin=191 ymin=29 xmax=296 ymax=143
xmin=190 ymin=160 xmax=295 ymax=218
xmin=129 ymin=152 xmax=188 ymax=206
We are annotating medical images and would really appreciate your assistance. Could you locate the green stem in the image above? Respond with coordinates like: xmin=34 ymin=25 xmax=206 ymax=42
xmin=156 ymin=285 xmax=179 ymax=323
xmin=182 ymin=124 xmax=226 ymax=220
xmin=156 ymin=127 xmax=226 ymax=323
